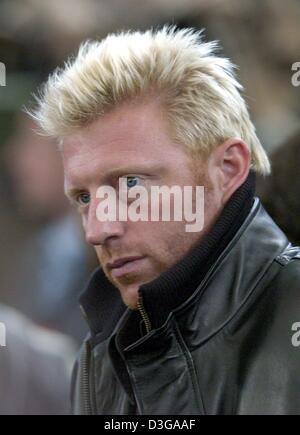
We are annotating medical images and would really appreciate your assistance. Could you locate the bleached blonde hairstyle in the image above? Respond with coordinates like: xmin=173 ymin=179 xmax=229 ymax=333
xmin=30 ymin=26 xmax=270 ymax=174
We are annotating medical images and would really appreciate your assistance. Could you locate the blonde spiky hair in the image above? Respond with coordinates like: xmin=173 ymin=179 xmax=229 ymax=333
xmin=29 ymin=25 xmax=270 ymax=175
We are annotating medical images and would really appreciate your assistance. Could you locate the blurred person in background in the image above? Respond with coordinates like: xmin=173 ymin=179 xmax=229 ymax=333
xmin=258 ymin=129 xmax=300 ymax=246
xmin=0 ymin=303 xmax=75 ymax=414
xmin=0 ymin=115 xmax=82 ymax=414
xmin=3 ymin=113 xmax=93 ymax=343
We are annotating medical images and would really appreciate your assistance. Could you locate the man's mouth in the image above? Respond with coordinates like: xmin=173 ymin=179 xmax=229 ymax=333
xmin=107 ymin=256 xmax=146 ymax=278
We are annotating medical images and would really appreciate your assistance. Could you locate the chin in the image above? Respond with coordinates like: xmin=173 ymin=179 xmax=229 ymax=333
xmin=119 ymin=284 xmax=140 ymax=310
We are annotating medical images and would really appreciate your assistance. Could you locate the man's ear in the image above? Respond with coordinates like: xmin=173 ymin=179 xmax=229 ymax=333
xmin=208 ymin=138 xmax=251 ymax=205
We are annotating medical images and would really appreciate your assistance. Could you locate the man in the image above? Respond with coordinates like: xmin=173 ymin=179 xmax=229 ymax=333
xmin=30 ymin=27 xmax=300 ymax=415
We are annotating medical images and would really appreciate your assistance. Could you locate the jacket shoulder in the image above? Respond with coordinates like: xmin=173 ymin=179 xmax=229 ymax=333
xmin=275 ymin=245 xmax=300 ymax=266
xmin=274 ymin=245 xmax=300 ymax=297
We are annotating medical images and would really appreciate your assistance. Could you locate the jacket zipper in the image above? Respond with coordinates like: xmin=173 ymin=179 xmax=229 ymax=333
xmin=81 ymin=341 xmax=93 ymax=415
xmin=137 ymin=295 xmax=152 ymax=333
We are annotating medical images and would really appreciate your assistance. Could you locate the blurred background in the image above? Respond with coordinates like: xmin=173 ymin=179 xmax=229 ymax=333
xmin=0 ymin=0 xmax=299 ymax=414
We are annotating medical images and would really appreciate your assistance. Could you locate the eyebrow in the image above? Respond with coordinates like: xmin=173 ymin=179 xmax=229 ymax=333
xmin=104 ymin=163 xmax=166 ymax=179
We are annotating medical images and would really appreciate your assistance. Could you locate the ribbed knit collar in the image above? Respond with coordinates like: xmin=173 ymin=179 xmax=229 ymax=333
xmin=80 ymin=171 xmax=256 ymax=339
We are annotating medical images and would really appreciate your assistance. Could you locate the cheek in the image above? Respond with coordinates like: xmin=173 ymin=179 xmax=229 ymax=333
xmin=81 ymin=214 xmax=87 ymax=229
xmin=94 ymin=246 xmax=103 ymax=264
xmin=138 ymin=221 xmax=193 ymax=266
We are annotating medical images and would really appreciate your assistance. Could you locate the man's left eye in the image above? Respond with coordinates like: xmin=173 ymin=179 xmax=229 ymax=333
xmin=125 ymin=176 xmax=140 ymax=188
xmin=77 ymin=192 xmax=91 ymax=206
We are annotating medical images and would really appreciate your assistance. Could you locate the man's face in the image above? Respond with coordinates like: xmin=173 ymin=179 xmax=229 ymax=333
xmin=63 ymin=99 xmax=222 ymax=309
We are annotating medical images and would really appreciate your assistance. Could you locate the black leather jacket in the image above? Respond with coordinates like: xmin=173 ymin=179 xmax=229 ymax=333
xmin=72 ymin=199 xmax=300 ymax=415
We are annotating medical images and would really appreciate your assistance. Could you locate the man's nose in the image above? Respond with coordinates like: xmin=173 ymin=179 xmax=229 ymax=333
xmin=84 ymin=200 xmax=125 ymax=246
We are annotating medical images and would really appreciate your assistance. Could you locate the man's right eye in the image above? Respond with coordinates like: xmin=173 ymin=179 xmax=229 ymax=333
xmin=76 ymin=192 xmax=91 ymax=206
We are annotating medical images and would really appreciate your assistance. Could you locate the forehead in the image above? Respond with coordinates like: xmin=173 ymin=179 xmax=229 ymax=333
xmin=62 ymin=100 xmax=190 ymax=185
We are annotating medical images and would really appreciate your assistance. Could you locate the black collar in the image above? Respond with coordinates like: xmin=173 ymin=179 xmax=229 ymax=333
xmin=80 ymin=171 xmax=256 ymax=338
